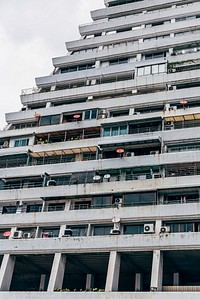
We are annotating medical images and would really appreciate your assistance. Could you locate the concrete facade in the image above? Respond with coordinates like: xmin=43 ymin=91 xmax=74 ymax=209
xmin=1 ymin=0 xmax=200 ymax=296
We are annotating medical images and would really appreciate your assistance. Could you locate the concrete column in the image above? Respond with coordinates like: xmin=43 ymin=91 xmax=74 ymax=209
xmin=87 ymin=224 xmax=92 ymax=236
xmin=135 ymin=273 xmax=143 ymax=291
xmin=0 ymin=254 xmax=16 ymax=291
xmin=9 ymin=227 xmax=17 ymax=239
xmin=64 ymin=201 xmax=71 ymax=211
xmin=39 ymin=274 xmax=47 ymax=291
xmin=173 ymin=272 xmax=180 ymax=286
xmin=47 ymin=253 xmax=66 ymax=292
xmin=105 ymin=251 xmax=121 ymax=292
xmin=86 ymin=274 xmax=94 ymax=290
xmin=155 ymin=220 xmax=162 ymax=234
xmin=150 ymin=250 xmax=163 ymax=292
xmin=59 ymin=225 xmax=66 ymax=238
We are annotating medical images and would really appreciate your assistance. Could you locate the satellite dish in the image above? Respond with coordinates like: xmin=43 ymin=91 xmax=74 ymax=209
xmin=93 ymin=175 xmax=101 ymax=182
xmin=104 ymin=174 xmax=111 ymax=179
xmin=112 ymin=217 xmax=120 ymax=223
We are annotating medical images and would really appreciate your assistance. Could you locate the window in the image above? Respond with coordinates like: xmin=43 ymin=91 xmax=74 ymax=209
xmin=14 ymin=139 xmax=29 ymax=147
xmin=42 ymin=228 xmax=60 ymax=238
xmin=110 ymin=110 xmax=129 ymax=117
xmin=145 ymin=52 xmax=166 ymax=60
xmin=124 ymin=224 xmax=144 ymax=234
xmin=103 ymin=125 xmax=127 ymax=137
xmin=124 ymin=192 xmax=156 ymax=206
xmin=84 ymin=109 xmax=98 ymax=120
xmin=71 ymin=226 xmax=88 ymax=236
xmin=103 ymin=128 xmax=110 ymax=137
xmin=47 ymin=203 xmax=65 ymax=212
xmin=2 ymin=206 xmax=17 ymax=214
xmin=109 ymin=57 xmax=129 ymax=66
xmin=40 ymin=114 xmax=60 ymax=126
xmin=167 ymin=222 xmax=194 ymax=233
xmin=61 ymin=63 xmax=95 ymax=73
xmin=27 ymin=204 xmax=42 ymax=213
xmin=137 ymin=64 xmax=166 ymax=76
xmin=92 ymin=196 xmax=112 ymax=208
xmin=93 ymin=225 xmax=113 ymax=236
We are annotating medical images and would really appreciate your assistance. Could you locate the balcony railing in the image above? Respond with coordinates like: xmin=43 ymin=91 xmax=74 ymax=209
xmin=1 ymin=163 xmax=200 ymax=191
xmin=0 ymin=159 xmax=27 ymax=169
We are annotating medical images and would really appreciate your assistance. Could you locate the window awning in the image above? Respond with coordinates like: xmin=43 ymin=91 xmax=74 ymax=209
xmin=29 ymin=146 xmax=97 ymax=158
xmin=164 ymin=113 xmax=200 ymax=122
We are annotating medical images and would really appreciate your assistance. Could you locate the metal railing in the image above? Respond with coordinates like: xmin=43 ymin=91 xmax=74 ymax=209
xmin=43 ymin=205 xmax=65 ymax=212
xmin=161 ymin=198 xmax=200 ymax=205
xmin=129 ymin=125 xmax=161 ymax=135
xmin=0 ymin=159 xmax=27 ymax=169
xmin=1 ymin=165 xmax=200 ymax=191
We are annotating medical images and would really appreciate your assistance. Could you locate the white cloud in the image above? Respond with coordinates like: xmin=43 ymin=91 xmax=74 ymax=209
xmin=0 ymin=0 xmax=104 ymax=129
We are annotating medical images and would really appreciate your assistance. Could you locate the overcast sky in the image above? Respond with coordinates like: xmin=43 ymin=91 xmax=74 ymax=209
xmin=0 ymin=0 xmax=104 ymax=129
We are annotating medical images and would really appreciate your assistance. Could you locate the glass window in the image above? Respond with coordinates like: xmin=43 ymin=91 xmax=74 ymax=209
xmin=144 ymin=66 xmax=151 ymax=75
xmin=91 ymin=109 xmax=97 ymax=119
xmin=152 ymin=65 xmax=159 ymax=74
xmin=111 ymin=127 xmax=119 ymax=136
xmin=84 ymin=111 xmax=91 ymax=120
xmin=2 ymin=206 xmax=17 ymax=214
xmin=84 ymin=109 xmax=98 ymax=120
xmin=42 ymin=228 xmax=59 ymax=238
xmin=103 ymin=128 xmax=110 ymax=137
xmin=40 ymin=116 xmax=51 ymax=126
xmin=40 ymin=115 xmax=60 ymax=126
xmin=119 ymin=125 xmax=127 ymax=135
xmin=14 ymin=139 xmax=29 ymax=147
xmin=27 ymin=205 xmax=42 ymax=213
xmin=124 ymin=225 xmax=143 ymax=235
xmin=92 ymin=196 xmax=112 ymax=208
xmin=158 ymin=64 xmax=166 ymax=73
xmin=93 ymin=226 xmax=112 ymax=236
xmin=51 ymin=115 xmax=60 ymax=125
xmin=138 ymin=67 xmax=144 ymax=76
xmin=71 ymin=226 xmax=88 ymax=236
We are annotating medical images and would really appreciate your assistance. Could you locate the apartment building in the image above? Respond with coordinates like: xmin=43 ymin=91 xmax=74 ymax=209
xmin=0 ymin=0 xmax=200 ymax=298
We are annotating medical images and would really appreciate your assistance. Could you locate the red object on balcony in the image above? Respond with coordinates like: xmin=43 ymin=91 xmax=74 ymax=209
xmin=34 ymin=113 xmax=41 ymax=118
xmin=73 ymin=114 xmax=81 ymax=119
xmin=116 ymin=148 xmax=125 ymax=154
xmin=3 ymin=231 xmax=11 ymax=237
xmin=179 ymin=99 xmax=188 ymax=105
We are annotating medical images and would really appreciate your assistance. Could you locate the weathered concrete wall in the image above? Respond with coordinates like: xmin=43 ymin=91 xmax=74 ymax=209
xmin=0 ymin=291 xmax=199 ymax=299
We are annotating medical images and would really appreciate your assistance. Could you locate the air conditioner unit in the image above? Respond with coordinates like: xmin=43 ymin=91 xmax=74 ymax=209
xmin=126 ymin=152 xmax=132 ymax=157
xmin=160 ymin=226 xmax=170 ymax=233
xmin=169 ymin=68 xmax=176 ymax=73
xmin=23 ymin=232 xmax=32 ymax=239
xmin=126 ymin=152 xmax=135 ymax=157
xmin=114 ymin=198 xmax=123 ymax=206
xmin=47 ymin=180 xmax=57 ymax=186
xmin=144 ymin=224 xmax=155 ymax=234
xmin=165 ymin=121 xmax=174 ymax=129
xmin=150 ymin=150 xmax=159 ymax=155
xmin=13 ymin=230 xmax=23 ymax=239
xmin=98 ymin=109 xmax=107 ymax=119
xmin=63 ymin=229 xmax=73 ymax=237
xmin=110 ymin=228 xmax=120 ymax=235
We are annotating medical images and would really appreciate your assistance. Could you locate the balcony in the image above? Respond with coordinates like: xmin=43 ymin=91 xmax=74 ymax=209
xmin=34 ymin=127 xmax=101 ymax=145
xmin=1 ymin=161 xmax=200 ymax=191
